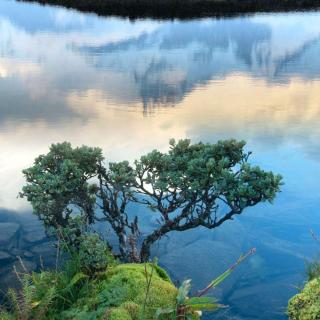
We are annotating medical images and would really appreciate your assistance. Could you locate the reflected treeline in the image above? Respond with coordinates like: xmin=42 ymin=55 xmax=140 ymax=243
xmin=1 ymin=2 xmax=320 ymax=117
xmin=21 ymin=0 xmax=320 ymax=20
xmin=78 ymin=19 xmax=320 ymax=109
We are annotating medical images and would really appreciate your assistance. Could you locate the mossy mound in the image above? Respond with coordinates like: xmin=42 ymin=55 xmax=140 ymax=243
xmin=0 ymin=263 xmax=178 ymax=320
xmin=62 ymin=263 xmax=178 ymax=320
xmin=288 ymin=278 xmax=320 ymax=320
xmin=99 ymin=263 xmax=178 ymax=319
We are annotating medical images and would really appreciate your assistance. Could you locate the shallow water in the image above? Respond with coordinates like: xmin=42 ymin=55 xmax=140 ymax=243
xmin=1 ymin=1 xmax=320 ymax=318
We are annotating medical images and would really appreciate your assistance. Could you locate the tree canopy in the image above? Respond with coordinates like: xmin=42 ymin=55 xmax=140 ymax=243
xmin=21 ymin=139 xmax=282 ymax=262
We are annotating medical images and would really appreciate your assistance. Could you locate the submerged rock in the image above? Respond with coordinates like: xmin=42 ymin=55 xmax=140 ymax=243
xmin=31 ymin=242 xmax=56 ymax=267
xmin=31 ymin=242 xmax=55 ymax=255
xmin=23 ymin=250 xmax=34 ymax=258
xmin=0 ymin=222 xmax=20 ymax=249
xmin=0 ymin=251 xmax=12 ymax=261
xmin=13 ymin=258 xmax=37 ymax=274
xmin=22 ymin=221 xmax=46 ymax=243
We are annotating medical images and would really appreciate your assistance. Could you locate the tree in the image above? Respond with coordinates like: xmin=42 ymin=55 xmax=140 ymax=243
xmin=21 ymin=139 xmax=282 ymax=262
xmin=132 ymin=139 xmax=282 ymax=261
xmin=20 ymin=142 xmax=103 ymax=228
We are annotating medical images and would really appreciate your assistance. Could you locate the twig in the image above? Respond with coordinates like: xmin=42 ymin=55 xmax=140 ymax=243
xmin=197 ymin=248 xmax=256 ymax=297
xmin=141 ymin=259 xmax=156 ymax=319
xmin=310 ymin=229 xmax=320 ymax=244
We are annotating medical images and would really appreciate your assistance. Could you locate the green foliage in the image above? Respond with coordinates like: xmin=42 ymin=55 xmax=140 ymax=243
xmin=75 ymin=232 xmax=114 ymax=275
xmin=21 ymin=139 xmax=282 ymax=262
xmin=287 ymin=231 xmax=320 ymax=319
xmin=0 ymin=273 xmax=57 ymax=320
xmin=55 ymin=218 xmax=115 ymax=275
xmin=107 ymin=308 xmax=132 ymax=320
xmin=136 ymin=139 xmax=282 ymax=210
xmin=156 ymin=279 xmax=217 ymax=320
xmin=288 ymin=278 xmax=320 ymax=320
xmin=98 ymin=263 xmax=178 ymax=319
xmin=1 ymin=236 xmax=115 ymax=320
xmin=1 ymin=259 xmax=177 ymax=320
xmin=20 ymin=142 xmax=103 ymax=227
xmin=306 ymin=260 xmax=320 ymax=282
xmin=134 ymin=139 xmax=282 ymax=260
xmin=177 ymin=279 xmax=192 ymax=305
xmin=1 ymin=243 xmax=255 ymax=320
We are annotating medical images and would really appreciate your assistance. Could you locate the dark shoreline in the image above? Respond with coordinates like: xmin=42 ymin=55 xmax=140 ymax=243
xmin=20 ymin=0 xmax=320 ymax=19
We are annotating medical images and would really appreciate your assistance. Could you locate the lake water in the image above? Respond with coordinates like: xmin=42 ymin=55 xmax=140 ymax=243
xmin=1 ymin=1 xmax=320 ymax=318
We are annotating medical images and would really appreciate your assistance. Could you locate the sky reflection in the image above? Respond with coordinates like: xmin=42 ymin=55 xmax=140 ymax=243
xmin=0 ymin=2 xmax=320 ymax=211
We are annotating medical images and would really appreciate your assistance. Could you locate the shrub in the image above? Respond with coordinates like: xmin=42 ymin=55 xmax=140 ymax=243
xmin=76 ymin=233 xmax=114 ymax=275
xmin=306 ymin=260 xmax=320 ymax=281
xmin=288 ymin=278 xmax=320 ymax=320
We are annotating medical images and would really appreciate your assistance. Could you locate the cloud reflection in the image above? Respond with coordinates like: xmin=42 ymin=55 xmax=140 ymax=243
xmin=0 ymin=2 xmax=320 ymax=211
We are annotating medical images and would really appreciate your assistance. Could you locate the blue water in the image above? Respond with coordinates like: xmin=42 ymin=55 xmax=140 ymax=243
xmin=1 ymin=1 xmax=320 ymax=318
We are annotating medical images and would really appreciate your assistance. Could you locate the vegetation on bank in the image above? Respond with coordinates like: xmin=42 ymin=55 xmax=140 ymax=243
xmin=0 ymin=228 xmax=255 ymax=319
xmin=1 ymin=139 xmax=281 ymax=319
xmin=20 ymin=139 xmax=282 ymax=263
xmin=288 ymin=232 xmax=320 ymax=320
xmin=20 ymin=0 xmax=320 ymax=19
xmin=288 ymin=278 xmax=320 ymax=320
xmin=0 ymin=252 xmax=179 ymax=319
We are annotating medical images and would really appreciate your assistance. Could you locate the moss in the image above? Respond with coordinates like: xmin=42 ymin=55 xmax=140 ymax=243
xmin=99 ymin=263 xmax=178 ymax=319
xmin=106 ymin=308 xmax=132 ymax=320
xmin=1 ymin=263 xmax=178 ymax=320
xmin=288 ymin=278 xmax=320 ymax=320
xmin=154 ymin=264 xmax=171 ymax=282
xmin=121 ymin=301 xmax=140 ymax=319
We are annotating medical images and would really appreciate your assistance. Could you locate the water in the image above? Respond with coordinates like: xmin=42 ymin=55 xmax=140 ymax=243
xmin=1 ymin=1 xmax=320 ymax=318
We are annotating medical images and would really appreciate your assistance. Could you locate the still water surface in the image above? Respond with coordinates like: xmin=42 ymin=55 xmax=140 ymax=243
xmin=1 ymin=1 xmax=320 ymax=318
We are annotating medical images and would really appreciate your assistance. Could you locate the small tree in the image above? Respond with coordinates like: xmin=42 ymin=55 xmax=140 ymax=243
xmin=133 ymin=139 xmax=282 ymax=261
xmin=21 ymin=139 xmax=282 ymax=262
xmin=20 ymin=142 xmax=103 ymax=228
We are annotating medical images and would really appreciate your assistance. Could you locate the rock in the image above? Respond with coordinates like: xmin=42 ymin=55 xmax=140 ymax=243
xmin=11 ymin=248 xmax=23 ymax=256
xmin=12 ymin=258 xmax=37 ymax=274
xmin=0 ymin=222 xmax=20 ymax=248
xmin=23 ymin=250 xmax=34 ymax=258
xmin=0 ymin=251 xmax=12 ymax=261
xmin=31 ymin=242 xmax=55 ymax=255
xmin=31 ymin=242 xmax=56 ymax=267
xmin=9 ymin=248 xmax=34 ymax=259
xmin=22 ymin=221 xmax=46 ymax=243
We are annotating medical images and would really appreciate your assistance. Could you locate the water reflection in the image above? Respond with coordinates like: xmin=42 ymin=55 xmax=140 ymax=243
xmin=1 ymin=2 xmax=320 ymax=319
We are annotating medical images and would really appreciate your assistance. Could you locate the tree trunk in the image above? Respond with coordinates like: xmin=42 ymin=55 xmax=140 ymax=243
xmin=140 ymin=225 xmax=170 ymax=261
xmin=140 ymin=237 xmax=153 ymax=262
xmin=118 ymin=232 xmax=129 ymax=262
